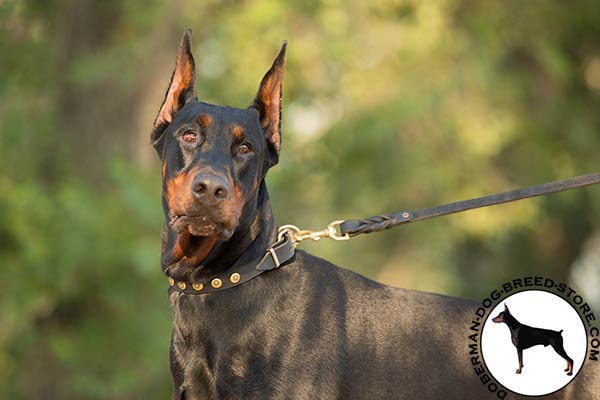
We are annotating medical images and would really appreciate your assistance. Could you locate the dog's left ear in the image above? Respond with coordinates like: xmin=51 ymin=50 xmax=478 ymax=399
xmin=152 ymin=29 xmax=197 ymax=151
xmin=504 ymin=304 xmax=509 ymax=312
xmin=250 ymin=41 xmax=287 ymax=160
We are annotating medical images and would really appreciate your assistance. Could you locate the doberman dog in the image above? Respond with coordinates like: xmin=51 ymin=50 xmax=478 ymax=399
xmin=492 ymin=304 xmax=574 ymax=376
xmin=150 ymin=30 xmax=599 ymax=400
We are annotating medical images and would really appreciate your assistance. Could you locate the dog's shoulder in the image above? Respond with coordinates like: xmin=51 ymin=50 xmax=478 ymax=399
xmin=283 ymin=250 xmax=476 ymax=309
xmin=288 ymin=249 xmax=388 ymax=290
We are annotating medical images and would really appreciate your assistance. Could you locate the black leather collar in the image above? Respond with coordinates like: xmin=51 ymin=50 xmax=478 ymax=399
xmin=168 ymin=233 xmax=295 ymax=294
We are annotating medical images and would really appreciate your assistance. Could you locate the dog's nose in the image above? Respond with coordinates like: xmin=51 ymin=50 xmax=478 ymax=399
xmin=192 ymin=174 xmax=230 ymax=203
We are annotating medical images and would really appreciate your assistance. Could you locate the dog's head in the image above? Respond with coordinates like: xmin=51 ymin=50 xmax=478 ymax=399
xmin=151 ymin=30 xmax=286 ymax=273
xmin=492 ymin=304 xmax=511 ymax=323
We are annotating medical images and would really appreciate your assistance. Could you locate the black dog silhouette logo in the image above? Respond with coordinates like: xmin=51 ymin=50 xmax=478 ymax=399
xmin=491 ymin=304 xmax=573 ymax=376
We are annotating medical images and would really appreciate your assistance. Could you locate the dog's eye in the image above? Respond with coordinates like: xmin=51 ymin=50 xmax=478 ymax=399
xmin=181 ymin=131 xmax=197 ymax=144
xmin=237 ymin=142 xmax=253 ymax=155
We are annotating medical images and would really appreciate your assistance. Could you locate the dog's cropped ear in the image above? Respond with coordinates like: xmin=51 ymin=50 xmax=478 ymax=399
xmin=152 ymin=29 xmax=197 ymax=151
xmin=250 ymin=41 xmax=287 ymax=160
xmin=504 ymin=304 xmax=509 ymax=312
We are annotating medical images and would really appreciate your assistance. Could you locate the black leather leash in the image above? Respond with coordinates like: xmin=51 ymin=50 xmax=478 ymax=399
xmin=339 ymin=172 xmax=600 ymax=237
xmin=278 ymin=172 xmax=600 ymax=244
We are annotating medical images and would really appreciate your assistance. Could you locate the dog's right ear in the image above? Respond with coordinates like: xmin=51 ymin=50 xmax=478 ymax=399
xmin=151 ymin=29 xmax=197 ymax=153
xmin=504 ymin=304 xmax=509 ymax=312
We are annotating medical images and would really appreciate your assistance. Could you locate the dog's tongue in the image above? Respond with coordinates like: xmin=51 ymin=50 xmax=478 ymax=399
xmin=165 ymin=215 xmax=232 ymax=267
xmin=165 ymin=230 xmax=217 ymax=268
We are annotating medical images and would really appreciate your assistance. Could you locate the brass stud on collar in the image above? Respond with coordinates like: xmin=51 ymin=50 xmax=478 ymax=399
xmin=177 ymin=281 xmax=187 ymax=290
xmin=168 ymin=277 xmax=175 ymax=286
xmin=211 ymin=278 xmax=223 ymax=289
xmin=230 ymin=272 xmax=241 ymax=284
xmin=192 ymin=282 xmax=204 ymax=291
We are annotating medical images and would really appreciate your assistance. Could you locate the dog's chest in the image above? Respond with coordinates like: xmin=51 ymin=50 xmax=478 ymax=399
xmin=511 ymin=327 xmax=521 ymax=347
xmin=169 ymin=293 xmax=273 ymax=393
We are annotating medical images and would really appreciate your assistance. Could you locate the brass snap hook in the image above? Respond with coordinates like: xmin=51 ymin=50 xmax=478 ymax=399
xmin=277 ymin=220 xmax=349 ymax=247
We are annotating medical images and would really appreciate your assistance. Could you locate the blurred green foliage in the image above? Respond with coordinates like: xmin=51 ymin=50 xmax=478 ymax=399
xmin=1 ymin=0 xmax=599 ymax=398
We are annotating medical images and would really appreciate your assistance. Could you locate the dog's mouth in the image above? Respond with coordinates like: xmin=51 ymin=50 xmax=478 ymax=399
xmin=166 ymin=213 xmax=235 ymax=268
xmin=170 ymin=213 xmax=234 ymax=240
xmin=492 ymin=316 xmax=503 ymax=323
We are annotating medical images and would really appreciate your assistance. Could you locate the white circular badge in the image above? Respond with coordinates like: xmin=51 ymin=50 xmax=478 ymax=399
xmin=481 ymin=290 xmax=587 ymax=396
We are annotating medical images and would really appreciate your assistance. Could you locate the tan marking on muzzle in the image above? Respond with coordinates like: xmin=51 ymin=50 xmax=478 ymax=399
xmin=219 ymin=182 xmax=245 ymax=230
xmin=166 ymin=168 xmax=197 ymax=212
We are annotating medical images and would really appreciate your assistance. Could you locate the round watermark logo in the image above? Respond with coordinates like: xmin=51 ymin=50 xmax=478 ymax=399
xmin=467 ymin=276 xmax=599 ymax=399
xmin=480 ymin=290 xmax=587 ymax=396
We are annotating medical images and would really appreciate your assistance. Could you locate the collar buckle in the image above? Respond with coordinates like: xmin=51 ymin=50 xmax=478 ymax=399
xmin=268 ymin=247 xmax=281 ymax=268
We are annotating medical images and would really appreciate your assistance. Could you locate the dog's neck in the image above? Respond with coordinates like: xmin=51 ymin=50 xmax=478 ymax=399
xmin=503 ymin=312 xmax=522 ymax=330
xmin=182 ymin=180 xmax=277 ymax=283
